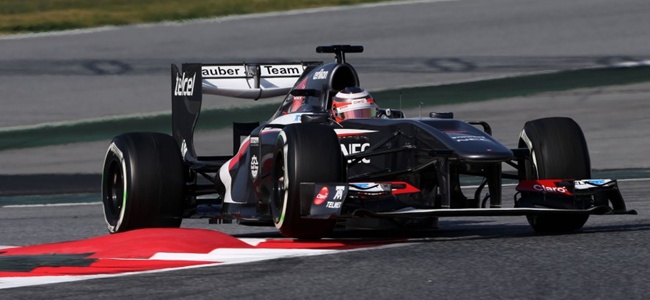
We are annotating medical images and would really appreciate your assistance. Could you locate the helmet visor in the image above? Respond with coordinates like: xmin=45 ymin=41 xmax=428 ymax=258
xmin=337 ymin=106 xmax=377 ymax=120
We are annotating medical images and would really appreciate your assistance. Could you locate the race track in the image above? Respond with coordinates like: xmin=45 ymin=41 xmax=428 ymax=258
xmin=2 ymin=179 xmax=649 ymax=298
xmin=1 ymin=0 xmax=650 ymax=297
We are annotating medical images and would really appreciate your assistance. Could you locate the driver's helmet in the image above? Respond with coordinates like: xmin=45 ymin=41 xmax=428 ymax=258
xmin=331 ymin=87 xmax=378 ymax=122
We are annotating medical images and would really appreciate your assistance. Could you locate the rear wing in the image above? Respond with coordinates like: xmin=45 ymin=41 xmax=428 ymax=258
xmin=201 ymin=63 xmax=314 ymax=99
xmin=171 ymin=62 xmax=319 ymax=162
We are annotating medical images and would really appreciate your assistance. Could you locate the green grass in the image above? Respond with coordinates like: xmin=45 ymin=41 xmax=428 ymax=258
xmin=0 ymin=0 xmax=396 ymax=34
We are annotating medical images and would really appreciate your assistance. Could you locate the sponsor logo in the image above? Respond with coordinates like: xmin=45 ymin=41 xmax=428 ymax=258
xmin=352 ymin=183 xmax=374 ymax=189
xmin=575 ymin=179 xmax=614 ymax=190
xmin=576 ymin=179 xmax=607 ymax=186
xmin=443 ymin=130 xmax=468 ymax=134
xmin=314 ymin=186 xmax=329 ymax=205
xmin=450 ymin=134 xmax=489 ymax=143
xmin=533 ymin=184 xmax=568 ymax=194
xmin=250 ymin=155 xmax=259 ymax=178
xmin=108 ymin=142 xmax=124 ymax=162
xmin=250 ymin=137 xmax=259 ymax=145
xmin=326 ymin=201 xmax=342 ymax=209
xmin=313 ymin=69 xmax=328 ymax=80
xmin=201 ymin=66 xmax=244 ymax=77
xmin=262 ymin=65 xmax=302 ymax=76
xmin=333 ymin=186 xmax=345 ymax=200
xmin=174 ymin=72 xmax=196 ymax=96
xmin=340 ymin=143 xmax=370 ymax=163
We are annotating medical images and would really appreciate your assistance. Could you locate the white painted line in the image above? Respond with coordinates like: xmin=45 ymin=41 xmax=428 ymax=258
xmin=0 ymin=27 xmax=117 ymax=41
xmin=618 ymin=177 xmax=650 ymax=182
xmin=1 ymin=202 xmax=101 ymax=208
xmin=151 ymin=248 xmax=337 ymax=263
xmin=611 ymin=60 xmax=650 ymax=67
xmin=0 ymin=112 xmax=169 ymax=133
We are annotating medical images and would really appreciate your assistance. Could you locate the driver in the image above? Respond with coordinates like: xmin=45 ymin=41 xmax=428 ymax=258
xmin=331 ymin=86 xmax=378 ymax=122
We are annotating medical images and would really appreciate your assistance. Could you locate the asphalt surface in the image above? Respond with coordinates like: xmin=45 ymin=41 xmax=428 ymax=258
xmin=1 ymin=0 xmax=650 ymax=298
xmin=1 ymin=179 xmax=648 ymax=298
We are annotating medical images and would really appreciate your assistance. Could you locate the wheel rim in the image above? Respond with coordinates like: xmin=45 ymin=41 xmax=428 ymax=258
xmin=272 ymin=154 xmax=286 ymax=224
xmin=104 ymin=159 xmax=124 ymax=220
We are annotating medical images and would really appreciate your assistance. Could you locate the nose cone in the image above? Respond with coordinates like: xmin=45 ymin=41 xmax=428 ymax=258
xmin=421 ymin=119 xmax=514 ymax=162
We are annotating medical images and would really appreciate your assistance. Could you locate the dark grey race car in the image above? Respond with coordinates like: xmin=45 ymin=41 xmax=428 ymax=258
xmin=101 ymin=45 xmax=636 ymax=239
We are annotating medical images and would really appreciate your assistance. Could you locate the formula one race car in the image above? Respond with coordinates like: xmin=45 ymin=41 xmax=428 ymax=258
xmin=101 ymin=45 xmax=636 ymax=238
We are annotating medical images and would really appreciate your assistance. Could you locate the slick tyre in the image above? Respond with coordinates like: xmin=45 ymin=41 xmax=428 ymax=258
xmin=271 ymin=124 xmax=344 ymax=239
xmin=519 ymin=117 xmax=590 ymax=233
xmin=102 ymin=132 xmax=185 ymax=233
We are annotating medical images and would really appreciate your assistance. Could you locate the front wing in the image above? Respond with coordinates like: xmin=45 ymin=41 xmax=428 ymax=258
xmin=300 ymin=179 xmax=637 ymax=220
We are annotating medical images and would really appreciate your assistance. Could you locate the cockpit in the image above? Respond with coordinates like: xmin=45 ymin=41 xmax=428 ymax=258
xmin=274 ymin=63 xmax=360 ymax=118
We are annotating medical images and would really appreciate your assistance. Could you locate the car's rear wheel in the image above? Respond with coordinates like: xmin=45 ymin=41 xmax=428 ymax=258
xmin=102 ymin=132 xmax=185 ymax=233
xmin=271 ymin=124 xmax=344 ymax=239
xmin=519 ymin=117 xmax=591 ymax=233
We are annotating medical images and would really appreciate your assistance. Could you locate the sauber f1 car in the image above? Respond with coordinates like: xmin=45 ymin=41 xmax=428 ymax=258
xmin=102 ymin=45 xmax=636 ymax=238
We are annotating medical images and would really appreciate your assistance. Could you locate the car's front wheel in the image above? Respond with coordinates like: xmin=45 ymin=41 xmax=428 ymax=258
xmin=518 ymin=117 xmax=591 ymax=233
xmin=271 ymin=124 xmax=345 ymax=239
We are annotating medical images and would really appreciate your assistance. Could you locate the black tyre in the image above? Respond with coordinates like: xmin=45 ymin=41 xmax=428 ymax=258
xmin=102 ymin=132 xmax=185 ymax=233
xmin=271 ymin=124 xmax=345 ymax=239
xmin=519 ymin=117 xmax=590 ymax=233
